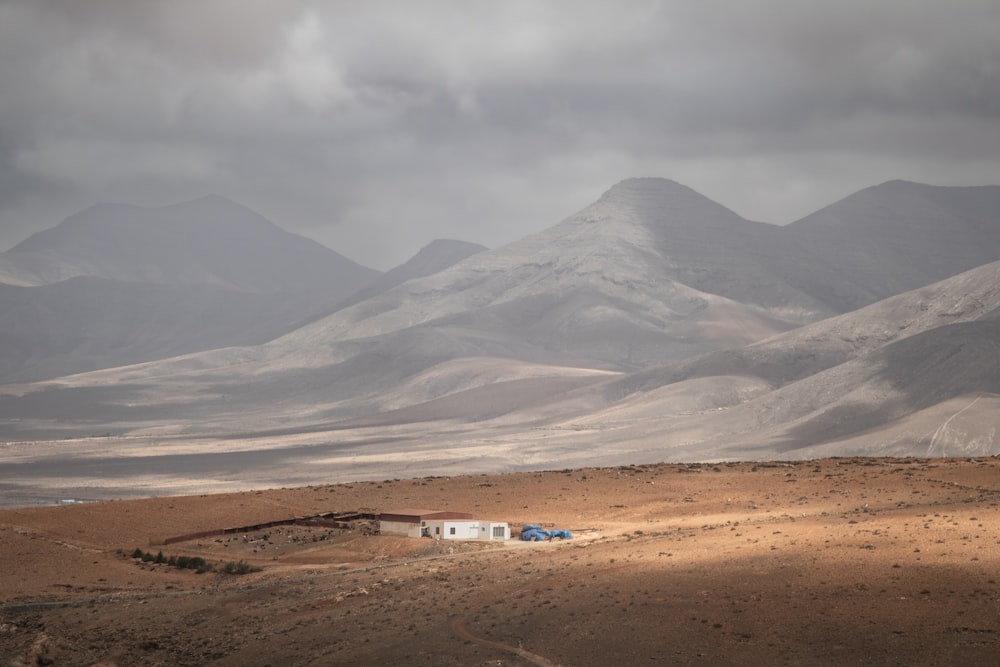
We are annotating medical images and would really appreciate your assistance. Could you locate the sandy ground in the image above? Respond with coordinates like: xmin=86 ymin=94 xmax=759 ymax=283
xmin=2 ymin=456 xmax=1000 ymax=665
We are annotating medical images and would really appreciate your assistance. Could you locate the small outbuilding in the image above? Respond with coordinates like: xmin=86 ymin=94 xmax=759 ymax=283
xmin=379 ymin=508 xmax=509 ymax=541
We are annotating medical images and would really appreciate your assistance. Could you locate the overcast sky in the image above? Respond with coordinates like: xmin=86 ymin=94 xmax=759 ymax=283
xmin=2 ymin=1 xmax=998 ymax=269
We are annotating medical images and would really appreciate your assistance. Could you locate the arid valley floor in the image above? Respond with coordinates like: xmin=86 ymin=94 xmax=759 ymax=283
xmin=3 ymin=456 xmax=1000 ymax=665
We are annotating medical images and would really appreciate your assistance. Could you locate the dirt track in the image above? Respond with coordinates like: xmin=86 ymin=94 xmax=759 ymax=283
xmin=3 ymin=457 xmax=1000 ymax=665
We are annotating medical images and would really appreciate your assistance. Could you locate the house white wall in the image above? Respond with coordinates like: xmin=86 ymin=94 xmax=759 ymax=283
xmin=424 ymin=520 xmax=509 ymax=540
xmin=481 ymin=521 xmax=511 ymax=540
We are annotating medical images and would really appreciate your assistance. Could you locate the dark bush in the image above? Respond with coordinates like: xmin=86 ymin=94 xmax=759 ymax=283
xmin=131 ymin=549 xmax=213 ymax=572
xmin=222 ymin=560 xmax=261 ymax=575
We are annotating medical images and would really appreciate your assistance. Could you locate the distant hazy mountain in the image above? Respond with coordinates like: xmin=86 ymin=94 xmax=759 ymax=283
xmin=0 ymin=195 xmax=379 ymax=293
xmin=0 ymin=196 xmax=384 ymax=382
xmin=784 ymin=180 xmax=1000 ymax=311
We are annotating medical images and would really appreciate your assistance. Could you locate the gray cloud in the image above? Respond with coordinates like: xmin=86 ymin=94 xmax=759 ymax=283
xmin=2 ymin=1 xmax=998 ymax=268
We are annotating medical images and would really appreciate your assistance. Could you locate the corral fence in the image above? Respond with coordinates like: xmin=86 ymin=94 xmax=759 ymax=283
xmin=152 ymin=510 xmax=378 ymax=546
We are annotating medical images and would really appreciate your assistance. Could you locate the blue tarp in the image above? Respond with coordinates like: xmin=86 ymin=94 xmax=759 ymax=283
xmin=520 ymin=525 xmax=574 ymax=541
xmin=520 ymin=527 xmax=549 ymax=541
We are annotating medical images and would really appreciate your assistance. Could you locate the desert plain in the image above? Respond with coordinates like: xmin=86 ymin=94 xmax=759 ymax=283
xmin=2 ymin=456 xmax=1000 ymax=665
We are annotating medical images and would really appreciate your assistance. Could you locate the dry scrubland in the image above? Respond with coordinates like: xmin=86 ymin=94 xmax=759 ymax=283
xmin=3 ymin=457 xmax=1000 ymax=665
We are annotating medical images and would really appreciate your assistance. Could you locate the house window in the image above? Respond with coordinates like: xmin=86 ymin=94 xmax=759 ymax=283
xmin=493 ymin=526 xmax=505 ymax=538
xmin=449 ymin=527 xmax=456 ymax=535
xmin=435 ymin=527 xmax=440 ymax=535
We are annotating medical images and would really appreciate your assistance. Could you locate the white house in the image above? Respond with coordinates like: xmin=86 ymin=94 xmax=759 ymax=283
xmin=424 ymin=519 xmax=510 ymax=541
xmin=379 ymin=508 xmax=509 ymax=541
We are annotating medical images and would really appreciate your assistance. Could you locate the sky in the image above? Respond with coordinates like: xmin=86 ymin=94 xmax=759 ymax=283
xmin=1 ymin=2 xmax=999 ymax=270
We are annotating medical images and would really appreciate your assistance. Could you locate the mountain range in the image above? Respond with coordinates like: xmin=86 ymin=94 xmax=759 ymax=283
xmin=1 ymin=178 xmax=998 ymax=495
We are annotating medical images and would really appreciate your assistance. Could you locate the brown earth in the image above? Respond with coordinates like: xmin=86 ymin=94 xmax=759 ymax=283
xmin=2 ymin=456 xmax=1000 ymax=665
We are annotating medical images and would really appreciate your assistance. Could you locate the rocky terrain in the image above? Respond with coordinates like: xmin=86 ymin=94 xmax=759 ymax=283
xmin=2 ymin=456 xmax=1000 ymax=665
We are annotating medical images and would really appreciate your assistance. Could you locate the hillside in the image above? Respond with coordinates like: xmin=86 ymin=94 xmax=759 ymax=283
xmin=532 ymin=259 xmax=1000 ymax=462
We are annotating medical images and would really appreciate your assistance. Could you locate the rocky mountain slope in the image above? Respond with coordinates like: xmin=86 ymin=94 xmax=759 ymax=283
xmin=569 ymin=259 xmax=1000 ymax=461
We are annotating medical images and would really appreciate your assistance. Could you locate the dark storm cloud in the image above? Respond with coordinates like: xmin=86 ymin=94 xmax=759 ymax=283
xmin=1 ymin=1 xmax=998 ymax=268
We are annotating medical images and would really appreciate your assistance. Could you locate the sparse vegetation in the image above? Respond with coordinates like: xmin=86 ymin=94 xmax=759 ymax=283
xmin=131 ymin=548 xmax=212 ymax=573
xmin=222 ymin=560 xmax=262 ymax=575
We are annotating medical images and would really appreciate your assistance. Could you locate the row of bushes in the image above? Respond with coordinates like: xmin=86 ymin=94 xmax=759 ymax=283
xmin=130 ymin=549 xmax=260 ymax=575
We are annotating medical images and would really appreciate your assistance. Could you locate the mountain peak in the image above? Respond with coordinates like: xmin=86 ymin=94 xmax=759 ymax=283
xmin=168 ymin=193 xmax=249 ymax=211
xmin=391 ymin=239 xmax=488 ymax=278
xmin=600 ymin=177 xmax=699 ymax=202
xmin=592 ymin=177 xmax=748 ymax=231
xmin=413 ymin=239 xmax=488 ymax=259
xmin=159 ymin=194 xmax=272 ymax=226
